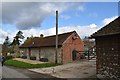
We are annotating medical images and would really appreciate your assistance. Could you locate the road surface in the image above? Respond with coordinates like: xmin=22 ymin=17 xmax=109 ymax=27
xmin=0 ymin=63 xmax=2 ymax=80
xmin=2 ymin=66 xmax=29 ymax=78
xmin=2 ymin=66 xmax=63 ymax=80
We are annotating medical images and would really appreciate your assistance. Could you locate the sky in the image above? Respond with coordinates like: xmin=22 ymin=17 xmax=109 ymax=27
xmin=0 ymin=1 xmax=119 ymax=44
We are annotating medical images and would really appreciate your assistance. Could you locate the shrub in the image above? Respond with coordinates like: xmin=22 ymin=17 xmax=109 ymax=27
xmin=5 ymin=56 xmax=14 ymax=60
xmin=21 ymin=56 xmax=27 ymax=59
xmin=30 ymin=56 xmax=36 ymax=60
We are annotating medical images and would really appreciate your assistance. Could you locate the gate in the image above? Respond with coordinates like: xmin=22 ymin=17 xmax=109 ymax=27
xmin=72 ymin=50 xmax=96 ymax=61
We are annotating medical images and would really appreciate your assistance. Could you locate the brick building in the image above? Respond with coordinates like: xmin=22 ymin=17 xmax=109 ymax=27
xmin=19 ymin=31 xmax=84 ymax=64
xmin=91 ymin=16 xmax=120 ymax=78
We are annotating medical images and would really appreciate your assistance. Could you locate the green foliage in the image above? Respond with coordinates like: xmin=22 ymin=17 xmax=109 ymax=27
xmin=84 ymin=51 xmax=88 ymax=56
xmin=5 ymin=59 xmax=61 ymax=69
xmin=24 ymin=36 xmax=33 ymax=43
xmin=16 ymin=31 xmax=25 ymax=39
xmin=5 ymin=56 xmax=14 ymax=60
xmin=11 ymin=31 xmax=24 ymax=46
xmin=2 ymin=36 xmax=11 ymax=55
xmin=3 ymin=36 xmax=11 ymax=46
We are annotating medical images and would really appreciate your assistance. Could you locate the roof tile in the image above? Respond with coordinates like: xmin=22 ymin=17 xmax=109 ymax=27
xmin=91 ymin=16 xmax=120 ymax=37
xmin=20 ymin=31 xmax=75 ymax=48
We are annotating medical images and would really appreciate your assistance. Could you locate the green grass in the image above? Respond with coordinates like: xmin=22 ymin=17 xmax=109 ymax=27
xmin=4 ymin=59 xmax=61 ymax=69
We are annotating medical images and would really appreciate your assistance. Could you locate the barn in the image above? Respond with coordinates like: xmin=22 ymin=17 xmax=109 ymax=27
xmin=91 ymin=16 xmax=120 ymax=78
xmin=19 ymin=31 xmax=84 ymax=64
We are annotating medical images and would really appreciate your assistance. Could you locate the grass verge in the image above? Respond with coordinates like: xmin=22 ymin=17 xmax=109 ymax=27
xmin=4 ymin=59 xmax=61 ymax=69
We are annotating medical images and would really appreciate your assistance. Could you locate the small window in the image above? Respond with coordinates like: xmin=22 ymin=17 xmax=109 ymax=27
xmin=72 ymin=34 xmax=78 ymax=40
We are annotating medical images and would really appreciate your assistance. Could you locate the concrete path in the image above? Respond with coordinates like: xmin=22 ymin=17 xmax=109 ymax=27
xmin=29 ymin=60 xmax=96 ymax=78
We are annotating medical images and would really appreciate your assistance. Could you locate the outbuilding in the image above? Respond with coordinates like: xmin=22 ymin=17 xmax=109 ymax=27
xmin=91 ymin=16 xmax=120 ymax=78
xmin=19 ymin=31 xmax=84 ymax=64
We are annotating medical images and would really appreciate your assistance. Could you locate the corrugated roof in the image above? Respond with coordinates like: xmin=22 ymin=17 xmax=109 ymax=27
xmin=91 ymin=16 xmax=120 ymax=37
xmin=19 ymin=31 xmax=76 ymax=48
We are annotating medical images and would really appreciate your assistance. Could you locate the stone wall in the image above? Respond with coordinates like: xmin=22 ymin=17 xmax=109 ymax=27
xmin=40 ymin=47 xmax=61 ymax=63
xmin=96 ymin=35 xmax=120 ymax=79
xmin=31 ymin=48 xmax=39 ymax=60
xmin=20 ymin=47 xmax=62 ymax=63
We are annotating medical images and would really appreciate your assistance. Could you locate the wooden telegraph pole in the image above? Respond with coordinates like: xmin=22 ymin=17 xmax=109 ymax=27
xmin=55 ymin=10 xmax=58 ymax=64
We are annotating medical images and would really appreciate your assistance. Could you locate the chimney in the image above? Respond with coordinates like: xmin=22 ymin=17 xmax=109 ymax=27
xmin=40 ymin=34 xmax=44 ymax=38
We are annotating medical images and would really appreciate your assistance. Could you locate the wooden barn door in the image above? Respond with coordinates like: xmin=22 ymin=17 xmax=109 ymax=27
xmin=72 ymin=50 xmax=77 ymax=61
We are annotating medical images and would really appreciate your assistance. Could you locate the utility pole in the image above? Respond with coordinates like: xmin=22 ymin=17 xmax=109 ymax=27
xmin=55 ymin=10 xmax=58 ymax=64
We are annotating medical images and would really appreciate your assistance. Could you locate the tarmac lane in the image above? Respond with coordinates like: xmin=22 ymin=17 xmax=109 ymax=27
xmin=0 ymin=63 xmax=2 ymax=80
xmin=2 ymin=66 xmax=29 ymax=79
xmin=2 ymin=66 xmax=64 ymax=80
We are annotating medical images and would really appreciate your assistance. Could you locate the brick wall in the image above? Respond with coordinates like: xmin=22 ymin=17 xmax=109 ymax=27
xmin=62 ymin=32 xmax=84 ymax=64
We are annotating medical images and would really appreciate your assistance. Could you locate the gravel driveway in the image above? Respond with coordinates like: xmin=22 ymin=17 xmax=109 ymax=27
xmin=29 ymin=60 xmax=96 ymax=78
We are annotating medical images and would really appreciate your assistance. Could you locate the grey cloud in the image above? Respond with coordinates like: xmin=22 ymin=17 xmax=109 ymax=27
xmin=0 ymin=28 xmax=7 ymax=39
xmin=16 ymin=15 xmax=45 ymax=30
xmin=2 ymin=2 xmax=83 ymax=30
xmin=2 ymin=2 xmax=40 ymax=24
xmin=0 ymin=34 xmax=6 ymax=39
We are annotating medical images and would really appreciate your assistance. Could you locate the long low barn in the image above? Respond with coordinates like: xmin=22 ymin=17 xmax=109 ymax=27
xmin=19 ymin=31 xmax=84 ymax=64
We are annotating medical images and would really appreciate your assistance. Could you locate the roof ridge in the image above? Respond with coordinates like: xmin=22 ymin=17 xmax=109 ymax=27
xmin=44 ymin=30 xmax=75 ymax=38
xmin=31 ymin=31 xmax=75 ymax=39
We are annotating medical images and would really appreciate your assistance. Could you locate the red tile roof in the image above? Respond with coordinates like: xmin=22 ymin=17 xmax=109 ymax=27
xmin=19 ymin=31 xmax=76 ymax=48
xmin=91 ymin=16 xmax=120 ymax=37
